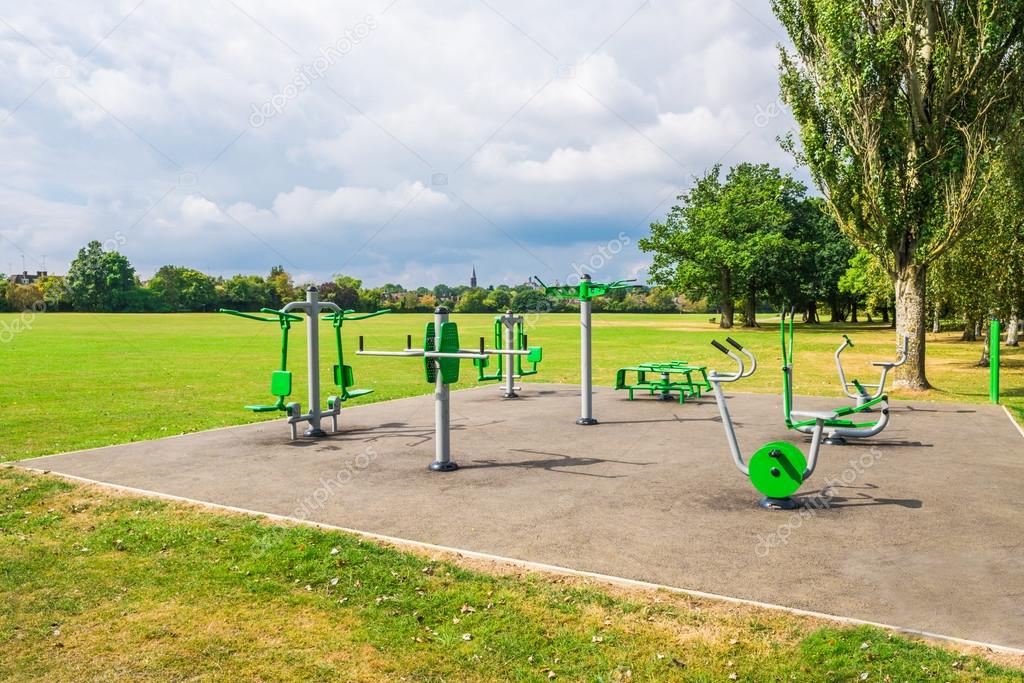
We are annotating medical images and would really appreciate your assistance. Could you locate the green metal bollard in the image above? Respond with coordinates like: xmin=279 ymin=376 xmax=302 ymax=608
xmin=990 ymin=318 xmax=1000 ymax=404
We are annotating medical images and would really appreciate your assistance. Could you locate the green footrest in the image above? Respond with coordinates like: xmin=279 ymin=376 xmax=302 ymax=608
xmin=345 ymin=389 xmax=373 ymax=399
xmin=246 ymin=404 xmax=285 ymax=413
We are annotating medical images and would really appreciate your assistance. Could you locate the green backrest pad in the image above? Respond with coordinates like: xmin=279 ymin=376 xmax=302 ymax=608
xmin=270 ymin=370 xmax=292 ymax=398
xmin=423 ymin=322 xmax=437 ymax=384
xmin=437 ymin=321 xmax=461 ymax=384
xmin=333 ymin=364 xmax=356 ymax=389
xmin=526 ymin=346 xmax=543 ymax=363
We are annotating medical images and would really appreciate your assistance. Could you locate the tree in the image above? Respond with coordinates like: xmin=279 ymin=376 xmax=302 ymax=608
xmin=148 ymin=266 xmax=217 ymax=311
xmin=511 ymin=289 xmax=551 ymax=314
xmin=267 ymin=266 xmax=296 ymax=306
xmin=774 ymin=0 xmax=1024 ymax=387
xmin=219 ymin=274 xmax=277 ymax=311
xmin=37 ymin=275 xmax=72 ymax=312
xmin=839 ymin=250 xmax=895 ymax=325
xmin=484 ymin=288 xmax=514 ymax=311
xmin=326 ymin=274 xmax=362 ymax=310
xmin=454 ymin=288 xmax=489 ymax=313
xmin=641 ymin=163 xmax=805 ymax=328
xmin=782 ymin=198 xmax=856 ymax=323
xmin=66 ymin=240 xmax=138 ymax=312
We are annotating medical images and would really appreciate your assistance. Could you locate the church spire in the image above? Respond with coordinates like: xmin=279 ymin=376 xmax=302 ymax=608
xmin=470 ymin=265 xmax=478 ymax=288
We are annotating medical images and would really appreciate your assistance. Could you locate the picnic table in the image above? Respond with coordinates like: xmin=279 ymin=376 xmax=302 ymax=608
xmin=614 ymin=361 xmax=712 ymax=404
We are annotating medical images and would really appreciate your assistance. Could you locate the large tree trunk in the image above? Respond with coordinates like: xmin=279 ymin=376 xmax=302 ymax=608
xmin=882 ymin=306 xmax=891 ymax=324
xmin=806 ymin=300 xmax=819 ymax=324
xmin=828 ymin=294 xmax=845 ymax=322
xmin=961 ymin=313 xmax=977 ymax=341
xmin=893 ymin=264 xmax=929 ymax=389
xmin=719 ymin=269 xmax=734 ymax=329
xmin=850 ymin=303 xmax=859 ymax=323
xmin=1006 ymin=308 xmax=1020 ymax=347
xmin=742 ymin=291 xmax=758 ymax=327
xmin=978 ymin=315 xmax=992 ymax=366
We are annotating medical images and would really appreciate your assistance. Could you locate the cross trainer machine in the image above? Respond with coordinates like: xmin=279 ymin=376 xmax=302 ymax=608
xmin=473 ymin=311 xmax=544 ymax=398
xmin=780 ymin=310 xmax=894 ymax=445
xmin=709 ymin=336 xmax=832 ymax=510
xmin=535 ymin=274 xmax=641 ymax=424
xmin=835 ymin=333 xmax=908 ymax=408
xmin=358 ymin=306 xmax=535 ymax=471
xmin=221 ymin=286 xmax=388 ymax=439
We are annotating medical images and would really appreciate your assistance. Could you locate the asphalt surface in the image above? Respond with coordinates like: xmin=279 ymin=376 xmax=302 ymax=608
xmin=18 ymin=384 xmax=1024 ymax=649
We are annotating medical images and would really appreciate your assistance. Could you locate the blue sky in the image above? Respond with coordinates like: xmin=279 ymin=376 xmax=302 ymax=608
xmin=0 ymin=0 xmax=803 ymax=288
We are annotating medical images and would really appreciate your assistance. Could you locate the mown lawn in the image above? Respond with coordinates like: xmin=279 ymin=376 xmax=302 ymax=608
xmin=1 ymin=312 xmax=1022 ymax=680
xmin=2 ymin=468 xmax=1022 ymax=682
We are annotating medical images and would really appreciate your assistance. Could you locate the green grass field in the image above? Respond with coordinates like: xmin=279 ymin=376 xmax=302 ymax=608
xmin=1 ymin=311 xmax=1019 ymax=461
xmin=2 ymin=312 xmax=1022 ymax=680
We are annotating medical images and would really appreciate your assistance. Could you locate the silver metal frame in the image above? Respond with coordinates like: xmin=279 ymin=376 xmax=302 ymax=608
xmin=281 ymin=286 xmax=343 ymax=439
xmin=578 ymin=290 xmax=596 ymax=425
xmin=709 ymin=339 xmax=827 ymax=483
xmin=835 ymin=334 xmax=908 ymax=406
xmin=357 ymin=307 xmax=488 ymax=471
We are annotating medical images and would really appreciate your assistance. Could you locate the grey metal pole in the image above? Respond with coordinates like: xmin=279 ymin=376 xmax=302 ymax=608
xmin=503 ymin=311 xmax=518 ymax=399
xmin=304 ymin=286 xmax=327 ymax=438
xmin=430 ymin=307 xmax=457 ymax=471
xmin=577 ymin=294 xmax=597 ymax=425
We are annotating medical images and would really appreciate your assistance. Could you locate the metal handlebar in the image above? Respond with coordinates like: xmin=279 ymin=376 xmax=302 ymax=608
xmin=835 ymin=334 xmax=909 ymax=402
xmin=219 ymin=308 xmax=303 ymax=323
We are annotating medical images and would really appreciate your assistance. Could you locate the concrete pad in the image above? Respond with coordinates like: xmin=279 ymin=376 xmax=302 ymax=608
xmin=17 ymin=384 xmax=1024 ymax=650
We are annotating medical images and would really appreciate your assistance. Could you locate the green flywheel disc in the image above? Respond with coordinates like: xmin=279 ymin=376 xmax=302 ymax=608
xmin=748 ymin=441 xmax=807 ymax=499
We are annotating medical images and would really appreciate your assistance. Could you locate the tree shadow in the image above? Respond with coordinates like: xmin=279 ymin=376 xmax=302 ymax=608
xmin=461 ymin=449 xmax=655 ymax=478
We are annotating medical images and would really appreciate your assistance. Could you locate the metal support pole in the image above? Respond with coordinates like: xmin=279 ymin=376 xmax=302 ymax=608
xmin=304 ymin=286 xmax=327 ymax=437
xmin=577 ymin=288 xmax=597 ymax=425
xmin=430 ymin=307 xmax=458 ymax=471
xmin=503 ymin=311 xmax=518 ymax=399
xmin=991 ymin=318 xmax=1000 ymax=404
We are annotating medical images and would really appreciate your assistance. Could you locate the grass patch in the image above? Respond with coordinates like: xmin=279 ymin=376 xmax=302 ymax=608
xmin=1 ymin=312 xmax=1020 ymax=461
xmin=2 ymin=468 xmax=1021 ymax=681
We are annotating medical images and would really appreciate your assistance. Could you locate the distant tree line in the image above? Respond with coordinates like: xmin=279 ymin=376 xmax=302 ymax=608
xmin=0 ymin=240 xmax=687 ymax=315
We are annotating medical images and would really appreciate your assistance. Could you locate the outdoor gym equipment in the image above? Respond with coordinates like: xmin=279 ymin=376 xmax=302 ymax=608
xmin=358 ymin=306 xmax=517 ymax=471
xmin=709 ymin=337 xmax=830 ymax=510
xmin=221 ymin=286 xmax=388 ymax=439
xmin=473 ymin=311 xmax=544 ymax=398
xmin=835 ymin=333 xmax=908 ymax=407
xmin=536 ymin=274 xmax=641 ymax=424
xmin=781 ymin=310 xmax=891 ymax=445
xmin=614 ymin=361 xmax=711 ymax=403
xmin=990 ymin=318 xmax=1001 ymax=404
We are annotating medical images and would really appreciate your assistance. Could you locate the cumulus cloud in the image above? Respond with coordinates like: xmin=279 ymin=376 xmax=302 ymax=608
xmin=0 ymin=0 xmax=802 ymax=287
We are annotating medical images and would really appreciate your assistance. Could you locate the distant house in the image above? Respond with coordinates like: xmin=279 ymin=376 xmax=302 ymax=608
xmin=8 ymin=270 xmax=48 ymax=285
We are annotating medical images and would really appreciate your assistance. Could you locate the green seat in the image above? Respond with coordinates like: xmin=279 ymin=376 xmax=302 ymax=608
xmin=334 ymin=364 xmax=374 ymax=401
xmin=526 ymin=346 xmax=543 ymax=363
xmin=245 ymin=370 xmax=292 ymax=412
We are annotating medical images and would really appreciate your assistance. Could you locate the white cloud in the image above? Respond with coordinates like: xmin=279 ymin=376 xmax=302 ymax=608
xmin=0 ymin=0 xmax=803 ymax=286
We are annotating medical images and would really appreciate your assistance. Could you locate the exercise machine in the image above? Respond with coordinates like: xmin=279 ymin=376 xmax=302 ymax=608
xmin=535 ymin=274 xmax=640 ymax=424
xmin=781 ymin=310 xmax=892 ymax=445
xmin=614 ymin=361 xmax=711 ymax=403
xmin=221 ymin=286 xmax=388 ymax=439
xmin=219 ymin=307 xmax=302 ymax=421
xmin=835 ymin=333 xmax=907 ymax=407
xmin=473 ymin=311 xmax=544 ymax=398
xmin=709 ymin=336 xmax=831 ymax=510
xmin=358 ymin=306 xmax=532 ymax=471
